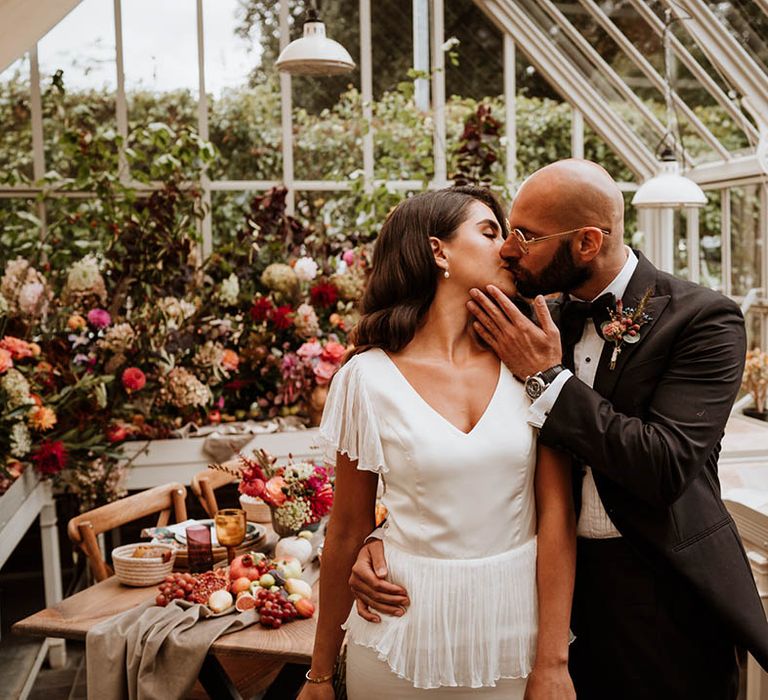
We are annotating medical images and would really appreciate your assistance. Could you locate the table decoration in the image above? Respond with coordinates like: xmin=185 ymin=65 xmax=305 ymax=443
xmin=210 ymin=448 xmax=334 ymax=537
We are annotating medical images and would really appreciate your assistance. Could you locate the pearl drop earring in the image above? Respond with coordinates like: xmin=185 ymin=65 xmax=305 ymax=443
xmin=444 ymin=269 xmax=450 ymax=279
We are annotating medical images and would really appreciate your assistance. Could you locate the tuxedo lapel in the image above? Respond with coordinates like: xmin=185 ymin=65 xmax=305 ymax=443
xmin=593 ymin=252 xmax=671 ymax=399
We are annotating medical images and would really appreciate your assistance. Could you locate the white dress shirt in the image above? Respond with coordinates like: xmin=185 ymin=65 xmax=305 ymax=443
xmin=527 ymin=247 xmax=638 ymax=539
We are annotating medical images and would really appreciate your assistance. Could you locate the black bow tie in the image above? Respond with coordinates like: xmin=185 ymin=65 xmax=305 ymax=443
xmin=560 ymin=292 xmax=616 ymax=359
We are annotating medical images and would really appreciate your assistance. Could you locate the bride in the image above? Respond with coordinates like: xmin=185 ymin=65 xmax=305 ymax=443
xmin=298 ymin=186 xmax=576 ymax=699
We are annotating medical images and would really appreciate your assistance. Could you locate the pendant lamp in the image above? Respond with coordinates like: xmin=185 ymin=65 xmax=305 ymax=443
xmin=275 ymin=3 xmax=355 ymax=76
xmin=632 ymin=10 xmax=706 ymax=209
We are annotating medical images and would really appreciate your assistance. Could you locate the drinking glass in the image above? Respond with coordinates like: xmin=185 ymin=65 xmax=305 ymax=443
xmin=215 ymin=508 xmax=247 ymax=564
xmin=186 ymin=524 xmax=214 ymax=573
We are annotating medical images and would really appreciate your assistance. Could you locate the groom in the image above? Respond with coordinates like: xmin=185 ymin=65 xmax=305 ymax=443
xmin=348 ymin=160 xmax=768 ymax=698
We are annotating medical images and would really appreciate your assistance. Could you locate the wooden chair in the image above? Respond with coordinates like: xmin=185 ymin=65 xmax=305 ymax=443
xmin=67 ymin=482 xmax=188 ymax=582
xmin=190 ymin=468 xmax=238 ymax=517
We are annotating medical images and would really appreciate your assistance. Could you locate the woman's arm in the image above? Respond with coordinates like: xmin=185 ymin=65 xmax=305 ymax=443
xmin=525 ymin=444 xmax=576 ymax=699
xmin=301 ymin=452 xmax=379 ymax=696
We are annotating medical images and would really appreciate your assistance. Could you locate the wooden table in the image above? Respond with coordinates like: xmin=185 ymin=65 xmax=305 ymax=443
xmin=13 ymin=559 xmax=320 ymax=698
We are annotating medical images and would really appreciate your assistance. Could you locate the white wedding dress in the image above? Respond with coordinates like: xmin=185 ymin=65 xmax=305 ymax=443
xmin=319 ymin=348 xmax=538 ymax=698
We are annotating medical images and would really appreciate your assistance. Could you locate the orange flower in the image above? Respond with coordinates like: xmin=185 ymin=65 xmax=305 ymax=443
xmin=0 ymin=348 xmax=12 ymax=374
xmin=29 ymin=405 xmax=57 ymax=431
xmin=221 ymin=349 xmax=240 ymax=372
xmin=0 ymin=336 xmax=35 ymax=360
xmin=67 ymin=314 xmax=87 ymax=331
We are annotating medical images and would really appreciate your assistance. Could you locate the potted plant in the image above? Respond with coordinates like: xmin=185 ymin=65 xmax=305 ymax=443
xmin=742 ymin=349 xmax=768 ymax=421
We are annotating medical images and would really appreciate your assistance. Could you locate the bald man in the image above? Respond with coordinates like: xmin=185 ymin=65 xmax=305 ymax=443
xmin=349 ymin=161 xmax=768 ymax=699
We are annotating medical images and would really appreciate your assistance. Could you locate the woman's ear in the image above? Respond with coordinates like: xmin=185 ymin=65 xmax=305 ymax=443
xmin=430 ymin=236 xmax=449 ymax=273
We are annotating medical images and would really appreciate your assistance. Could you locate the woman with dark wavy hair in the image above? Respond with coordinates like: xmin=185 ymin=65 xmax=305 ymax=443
xmin=298 ymin=186 xmax=576 ymax=699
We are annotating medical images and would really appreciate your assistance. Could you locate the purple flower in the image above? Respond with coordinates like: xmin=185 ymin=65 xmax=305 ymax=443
xmin=73 ymin=353 xmax=90 ymax=365
xmin=87 ymin=308 xmax=111 ymax=329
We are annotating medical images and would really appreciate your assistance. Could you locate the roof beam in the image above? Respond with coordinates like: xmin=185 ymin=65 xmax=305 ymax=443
xmin=667 ymin=0 xmax=768 ymax=131
xmin=576 ymin=0 xmax=730 ymax=161
xmin=0 ymin=0 xmax=82 ymax=73
xmin=476 ymin=0 xmax=656 ymax=180
xmin=627 ymin=0 xmax=759 ymax=143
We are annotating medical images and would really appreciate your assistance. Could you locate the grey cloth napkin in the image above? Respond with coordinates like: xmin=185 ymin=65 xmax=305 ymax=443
xmin=86 ymin=598 xmax=257 ymax=700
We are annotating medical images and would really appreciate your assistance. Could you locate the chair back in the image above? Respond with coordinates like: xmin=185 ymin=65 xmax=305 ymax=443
xmin=67 ymin=482 xmax=188 ymax=582
xmin=190 ymin=468 xmax=238 ymax=517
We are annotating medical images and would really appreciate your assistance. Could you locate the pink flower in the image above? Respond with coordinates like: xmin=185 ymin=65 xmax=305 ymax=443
xmin=342 ymin=250 xmax=356 ymax=266
xmin=262 ymin=476 xmax=288 ymax=507
xmin=309 ymin=482 xmax=334 ymax=520
xmin=0 ymin=348 xmax=13 ymax=374
xmin=0 ymin=336 xmax=34 ymax=360
xmin=297 ymin=339 xmax=323 ymax=360
xmin=87 ymin=308 xmax=111 ymax=329
xmin=321 ymin=341 xmax=346 ymax=364
xmin=313 ymin=360 xmax=338 ymax=385
xmin=122 ymin=367 xmax=146 ymax=393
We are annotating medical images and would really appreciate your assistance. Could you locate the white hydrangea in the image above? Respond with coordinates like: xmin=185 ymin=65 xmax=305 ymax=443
xmin=294 ymin=257 xmax=319 ymax=282
xmin=0 ymin=292 xmax=8 ymax=316
xmin=10 ymin=422 xmax=31 ymax=457
xmin=67 ymin=255 xmax=102 ymax=292
xmin=1 ymin=368 xmax=33 ymax=409
xmin=17 ymin=282 xmax=46 ymax=315
xmin=219 ymin=273 xmax=240 ymax=306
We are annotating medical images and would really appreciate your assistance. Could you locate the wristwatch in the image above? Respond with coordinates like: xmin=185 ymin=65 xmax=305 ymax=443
xmin=524 ymin=364 xmax=565 ymax=401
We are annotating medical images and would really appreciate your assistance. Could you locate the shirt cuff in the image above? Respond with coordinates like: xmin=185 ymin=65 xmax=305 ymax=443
xmin=364 ymin=525 xmax=386 ymax=544
xmin=526 ymin=369 xmax=573 ymax=428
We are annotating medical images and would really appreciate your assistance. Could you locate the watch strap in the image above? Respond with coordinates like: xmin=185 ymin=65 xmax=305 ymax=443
xmin=539 ymin=364 xmax=565 ymax=385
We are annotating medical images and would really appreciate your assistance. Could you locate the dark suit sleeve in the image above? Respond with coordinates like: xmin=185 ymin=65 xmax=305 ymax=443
xmin=538 ymin=298 xmax=746 ymax=507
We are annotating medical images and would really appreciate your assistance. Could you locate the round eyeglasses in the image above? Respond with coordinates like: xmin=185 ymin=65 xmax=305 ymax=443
xmin=509 ymin=226 xmax=611 ymax=255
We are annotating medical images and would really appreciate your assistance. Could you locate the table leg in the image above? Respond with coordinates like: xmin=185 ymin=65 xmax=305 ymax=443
xmin=198 ymin=654 xmax=243 ymax=700
xmin=39 ymin=482 xmax=66 ymax=669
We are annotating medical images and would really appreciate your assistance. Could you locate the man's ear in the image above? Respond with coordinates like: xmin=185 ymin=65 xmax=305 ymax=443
xmin=575 ymin=227 xmax=603 ymax=262
xmin=430 ymin=236 xmax=449 ymax=273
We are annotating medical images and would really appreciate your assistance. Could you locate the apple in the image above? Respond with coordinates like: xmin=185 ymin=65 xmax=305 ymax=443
xmin=295 ymin=598 xmax=315 ymax=618
xmin=259 ymin=573 xmax=275 ymax=588
xmin=230 ymin=577 xmax=251 ymax=595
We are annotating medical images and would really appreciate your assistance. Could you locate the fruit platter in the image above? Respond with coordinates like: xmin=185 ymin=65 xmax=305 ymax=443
xmin=152 ymin=532 xmax=317 ymax=629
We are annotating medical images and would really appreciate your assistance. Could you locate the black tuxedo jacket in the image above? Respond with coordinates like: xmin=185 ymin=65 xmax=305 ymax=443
xmin=539 ymin=251 xmax=768 ymax=669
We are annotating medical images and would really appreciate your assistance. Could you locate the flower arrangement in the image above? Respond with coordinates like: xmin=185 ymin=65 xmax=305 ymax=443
xmin=600 ymin=288 xmax=654 ymax=370
xmin=211 ymin=449 xmax=334 ymax=536
xmin=743 ymin=349 xmax=768 ymax=414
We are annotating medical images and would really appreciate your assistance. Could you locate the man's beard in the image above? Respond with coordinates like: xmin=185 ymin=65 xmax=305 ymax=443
xmin=510 ymin=240 xmax=592 ymax=298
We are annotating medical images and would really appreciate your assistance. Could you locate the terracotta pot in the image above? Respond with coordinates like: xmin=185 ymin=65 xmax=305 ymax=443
xmin=308 ymin=384 xmax=329 ymax=427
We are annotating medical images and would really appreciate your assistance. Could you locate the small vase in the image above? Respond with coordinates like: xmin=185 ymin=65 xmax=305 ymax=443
xmin=743 ymin=408 xmax=768 ymax=422
xmin=270 ymin=506 xmax=300 ymax=538
xmin=308 ymin=384 xmax=329 ymax=427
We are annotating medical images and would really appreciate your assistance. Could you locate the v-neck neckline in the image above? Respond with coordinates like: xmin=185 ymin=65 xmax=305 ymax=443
xmin=378 ymin=349 xmax=504 ymax=437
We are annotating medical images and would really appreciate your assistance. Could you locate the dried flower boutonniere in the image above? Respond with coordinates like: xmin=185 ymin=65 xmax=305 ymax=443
xmin=600 ymin=288 xmax=654 ymax=370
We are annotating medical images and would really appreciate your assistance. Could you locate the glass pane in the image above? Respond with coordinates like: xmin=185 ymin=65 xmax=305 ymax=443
xmin=730 ymin=184 xmax=762 ymax=296
xmin=292 ymin=3 xmax=362 ymax=180
xmin=204 ymin=0 xmax=281 ymax=181
xmin=122 ymin=0 xmax=198 ymax=130
xmin=0 ymin=56 xmax=33 ymax=183
xmin=37 ymin=0 xmax=117 ymax=180
xmin=211 ymin=190 xmax=252 ymax=251
xmin=700 ymin=189 xmax=723 ymax=291
xmin=705 ymin=1 xmax=768 ymax=76
xmin=0 ymin=199 xmax=43 ymax=262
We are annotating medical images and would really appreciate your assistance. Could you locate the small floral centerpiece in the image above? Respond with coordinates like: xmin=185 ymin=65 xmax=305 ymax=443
xmin=210 ymin=449 xmax=334 ymax=537
xmin=742 ymin=349 xmax=768 ymax=418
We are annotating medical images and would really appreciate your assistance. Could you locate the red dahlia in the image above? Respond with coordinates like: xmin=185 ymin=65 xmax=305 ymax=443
xmin=250 ymin=296 xmax=273 ymax=322
xmin=310 ymin=283 xmax=338 ymax=308
xmin=31 ymin=440 xmax=68 ymax=476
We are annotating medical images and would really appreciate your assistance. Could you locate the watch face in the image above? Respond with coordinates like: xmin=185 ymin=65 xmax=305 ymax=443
xmin=525 ymin=376 xmax=544 ymax=400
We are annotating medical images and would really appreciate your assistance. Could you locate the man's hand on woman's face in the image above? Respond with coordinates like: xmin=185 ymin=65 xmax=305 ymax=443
xmin=349 ymin=540 xmax=410 ymax=623
xmin=468 ymin=286 xmax=562 ymax=380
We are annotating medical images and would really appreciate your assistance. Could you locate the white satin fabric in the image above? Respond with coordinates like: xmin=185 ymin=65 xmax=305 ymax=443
xmin=319 ymin=348 xmax=538 ymax=691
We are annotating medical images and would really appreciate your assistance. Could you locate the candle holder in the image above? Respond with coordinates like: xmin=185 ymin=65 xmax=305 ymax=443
xmin=186 ymin=524 xmax=214 ymax=573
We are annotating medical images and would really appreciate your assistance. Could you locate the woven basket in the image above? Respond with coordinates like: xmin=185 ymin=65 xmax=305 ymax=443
xmin=238 ymin=494 xmax=271 ymax=523
xmin=112 ymin=543 xmax=176 ymax=586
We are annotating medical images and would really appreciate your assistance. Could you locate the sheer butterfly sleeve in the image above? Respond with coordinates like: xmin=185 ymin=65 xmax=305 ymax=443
xmin=317 ymin=357 xmax=388 ymax=474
